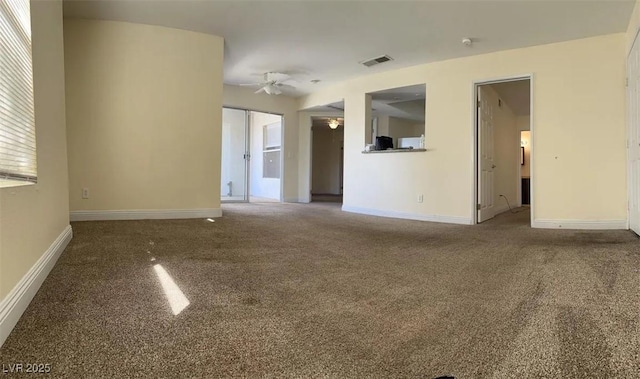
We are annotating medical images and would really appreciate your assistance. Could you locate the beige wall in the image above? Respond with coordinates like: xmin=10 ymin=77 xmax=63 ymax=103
xmin=299 ymin=34 xmax=627 ymax=224
xmin=223 ymin=85 xmax=299 ymax=202
xmin=388 ymin=116 xmax=423 ymax=147
xmin=376 ymin=115 xmax=390 ymax=138
xmin=0 ymin=0 xmax=69 ymax=298
xmin=65 ymin=20 xmax=224 ymax=213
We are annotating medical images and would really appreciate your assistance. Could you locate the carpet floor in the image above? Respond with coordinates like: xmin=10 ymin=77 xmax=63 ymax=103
xmin=1 ymin=203 xmax=640 ymax=378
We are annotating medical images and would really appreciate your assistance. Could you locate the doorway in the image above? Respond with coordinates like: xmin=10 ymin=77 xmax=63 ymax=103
xmin=474 ymin=77 xmax=532 ymax=224
xmin=311 ymin=116 xmax=344 ymax=203
xmin=220 ymin=107 xmax=283 ymax=203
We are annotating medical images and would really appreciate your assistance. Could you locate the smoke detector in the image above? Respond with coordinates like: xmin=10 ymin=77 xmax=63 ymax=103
xmin=462 ymin=38 xmax=472 ymax=47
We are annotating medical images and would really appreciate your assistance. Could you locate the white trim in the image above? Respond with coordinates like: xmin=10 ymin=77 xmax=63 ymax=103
xmin=300 ymin=110 xmax=345 ymax=204
xmin=70 ymin=208 xmax=222 ymax=221
xmin=532 ymin=219 xmax=627 ymax=230
xmin=342 ymin=205 xmax=472 ymax=225
xmin=279 ymin=113 xmax=285 ymax=203
xmin=471 ymin=83 xmax=478 ymax=222
xmin=627 ymin=43 xmax=632 ymax=231
xmin=626 ymin=29 xmax=640 ymax=231
xmin=529 ymin=76 xmax=535 ymax=226
xmin=0 ymin=225 xmax=72 ymax=348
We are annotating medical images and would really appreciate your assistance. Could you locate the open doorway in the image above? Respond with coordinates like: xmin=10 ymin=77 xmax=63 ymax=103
xmin=220 ymin=107 xmax=283 ymax=203
xmin=311 ymin=116 xmax=344 ymax=203
xmin=475 ymin=77 xmax=532 ymax=224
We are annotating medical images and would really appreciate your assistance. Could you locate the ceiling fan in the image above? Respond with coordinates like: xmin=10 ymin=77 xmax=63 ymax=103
xmin=239 ymin=72 xmax=296 ymax=95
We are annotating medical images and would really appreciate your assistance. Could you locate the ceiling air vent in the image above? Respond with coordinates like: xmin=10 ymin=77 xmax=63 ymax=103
xmin=360 ymin=55 xmax=393 ymax=67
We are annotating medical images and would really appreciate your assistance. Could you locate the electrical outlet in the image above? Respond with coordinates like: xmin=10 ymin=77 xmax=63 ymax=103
xmin=82 ymin=188 xmax=89 ymax=199
xmin=417 ymin=194 xmax=423 ymax=203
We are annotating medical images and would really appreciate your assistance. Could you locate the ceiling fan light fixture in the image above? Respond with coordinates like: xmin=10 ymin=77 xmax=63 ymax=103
xmin=328 ymin=119 xmax=340 ymax=129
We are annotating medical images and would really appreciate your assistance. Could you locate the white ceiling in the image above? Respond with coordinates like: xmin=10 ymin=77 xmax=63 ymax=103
xmin=63 ymin=0 xmax=634 ymax=97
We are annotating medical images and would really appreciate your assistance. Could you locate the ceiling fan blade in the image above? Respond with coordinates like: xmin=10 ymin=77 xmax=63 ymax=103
xmin=271 ymin=86 xmax=282 ymax=95
xmin=239 ymin=83 xmax=260 ymax=86
xmin=254 ymin=87 xmax=266 ymax=94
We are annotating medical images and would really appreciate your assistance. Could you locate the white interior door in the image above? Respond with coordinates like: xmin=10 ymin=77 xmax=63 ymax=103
xmin=478 ymin=86 xmax=496 ymax=223
xmin=628 ymin=35 xmax=640 ymax=234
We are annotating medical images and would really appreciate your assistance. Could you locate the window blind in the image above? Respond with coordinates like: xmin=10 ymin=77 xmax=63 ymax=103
xmin=0 ymin=0 xmax=36 ymax=183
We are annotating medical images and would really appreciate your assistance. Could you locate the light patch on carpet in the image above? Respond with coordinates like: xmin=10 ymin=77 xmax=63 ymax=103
xmin=153 ymin=264 xmax=190 ymax=315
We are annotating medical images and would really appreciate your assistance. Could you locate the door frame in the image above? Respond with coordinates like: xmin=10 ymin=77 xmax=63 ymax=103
xmin=626 ymin=27 xmax=640 ymax=232
xmin=472 ymin=74 xmax=534 ymax=225
xmin=301 ymin=110 xmax=345 ymax=203
xmin=221 ymin=105 xmax=285 ymax=203
xmin=309 ymin=114 xmax=345 ymax=199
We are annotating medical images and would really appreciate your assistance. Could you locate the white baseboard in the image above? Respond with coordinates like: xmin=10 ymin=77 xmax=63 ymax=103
xmin=0 ymin=225 xmax=72 ymax=348
xmin=70 ymin=208 xmax=222 ymax=221
xmin=532 ymin=219 xmax=628 ymax=230
xmin=342 ymin=205 xmax=473 ymax=225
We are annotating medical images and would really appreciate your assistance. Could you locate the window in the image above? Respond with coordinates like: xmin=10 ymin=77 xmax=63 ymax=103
xmin=263 ymin=122 xmax=281 ymax=179
xmin=0 ymin=0 xmax=36 ymax=184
